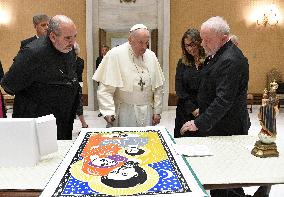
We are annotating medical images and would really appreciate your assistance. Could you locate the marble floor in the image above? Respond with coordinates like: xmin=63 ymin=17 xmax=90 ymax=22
xmin=72 ymin=105 xmax=284 ymax=197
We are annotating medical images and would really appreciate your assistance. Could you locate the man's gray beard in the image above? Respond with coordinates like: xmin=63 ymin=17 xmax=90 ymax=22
xmin=206 ymin=46 xmax=221 ymax=57
xmin=62 ymin=48 xmax=73 ymax=53
xmin=205 ymin=50 xmax=215 ymax=56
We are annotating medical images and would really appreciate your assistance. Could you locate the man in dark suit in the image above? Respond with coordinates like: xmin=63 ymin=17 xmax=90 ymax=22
xmin=20 ymin=14 xmax=49 ymax=49
xmin=95 ymin=45 xmax=109 ymax=70
xmin=181 ymin=16 xmax=250 ymax=137
xmin=180 ymin=16 xmax=252 ymax=197
xmin=180 ymin=16 xmax=269 ymax=197
xmin=0 ymin=60 xmax=6 ymax=118
xmin=0 ymin=60 xmax=4 ymax=80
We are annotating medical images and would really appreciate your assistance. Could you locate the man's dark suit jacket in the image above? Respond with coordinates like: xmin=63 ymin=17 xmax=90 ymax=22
xmin=96 ymin=56 xmax=103 ymax=70
xmin=194 ymin=40 xmax=250 ymax=136
xmin=0 ymin=60 xmax=4 ymax=80
xmin=76 ymin=57 xmax=84 ymax=82
xmin=20 ymin=35 xmax=37 ymax=49
xmin=0 ymin=61 xmax=7 ymax=118
xmin=12 ymin=36 xmax=38 ymax=62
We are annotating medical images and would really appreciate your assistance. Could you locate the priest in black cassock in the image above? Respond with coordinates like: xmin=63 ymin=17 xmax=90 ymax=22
xmin=1 ymin=15 xmax=80 ymax=140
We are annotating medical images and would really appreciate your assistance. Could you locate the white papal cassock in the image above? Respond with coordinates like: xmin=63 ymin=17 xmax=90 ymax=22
xmin=92 ymin=42 xmax=165 ymax=127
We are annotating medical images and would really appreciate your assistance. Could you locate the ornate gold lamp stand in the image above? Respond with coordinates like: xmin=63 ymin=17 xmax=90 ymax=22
xmin=251 ymin=80 xmax=280 ymax=158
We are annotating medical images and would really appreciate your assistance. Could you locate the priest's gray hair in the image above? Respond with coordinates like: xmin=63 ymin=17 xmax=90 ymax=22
xmin=47 ymin=15 xmax=74 ymax=36
xmin=201 ymin=16 xmax=230 ymax=36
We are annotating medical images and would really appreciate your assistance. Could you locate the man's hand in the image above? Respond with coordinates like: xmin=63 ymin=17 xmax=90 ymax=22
xmin=104 ymin=115 xmax=115 ymax=127
xmin=180 ymin=120 xmax=198 ymax=135
xmin=192 ymin=108 xmax=199 ymax=117
xmin=152 ymin=114 xmax=161 ymax=126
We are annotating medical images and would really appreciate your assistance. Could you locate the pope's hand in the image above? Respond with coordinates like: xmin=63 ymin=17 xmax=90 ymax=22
xmin=152 ymin=114 xmax=161 ymax=126
xmin=104 ymin=115 xmax=115 ymax=127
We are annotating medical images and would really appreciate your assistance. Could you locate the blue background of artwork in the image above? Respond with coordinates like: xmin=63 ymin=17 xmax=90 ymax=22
xmin=62 ymin=159 xmax=183 ymax=195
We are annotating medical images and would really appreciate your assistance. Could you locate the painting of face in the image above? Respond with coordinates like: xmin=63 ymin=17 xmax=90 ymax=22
xmin=107 ymin=165 xmax=138 ymax=181
xmin=50 ymin=23 xmax=77 ymax=53
xmin=127 ymin=145 xmax=139 ymax=154
xmin=90 ymin=156 xmax=117 ymax=167
xmin=41 ymin=129 xmax=206 ymax=196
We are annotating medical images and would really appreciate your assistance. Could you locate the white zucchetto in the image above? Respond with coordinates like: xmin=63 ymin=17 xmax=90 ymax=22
xmin=129 ymin=24 xmax=148 ymax=32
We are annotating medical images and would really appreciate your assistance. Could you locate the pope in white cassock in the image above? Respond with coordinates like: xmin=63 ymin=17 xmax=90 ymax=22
xmin=93 ymin=24 xmax=165 ymax=127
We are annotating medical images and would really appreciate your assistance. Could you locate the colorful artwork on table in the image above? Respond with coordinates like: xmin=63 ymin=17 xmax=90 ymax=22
xmin=41 ymin=127 xmax=207 ymax=197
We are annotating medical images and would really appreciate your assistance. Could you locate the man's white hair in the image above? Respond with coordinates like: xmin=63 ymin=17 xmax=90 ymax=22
xmin=201 ymin=16 xmax=230 ymax=35
xmin=230 ymin=34 xmax=239 ymax=45
xmin=74 ymin=42 xmax=80 ymax=54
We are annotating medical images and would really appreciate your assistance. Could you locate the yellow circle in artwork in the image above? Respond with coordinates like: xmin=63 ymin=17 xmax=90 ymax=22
xmin=70 ymin=160 xmax=94 ymax=182
xmin=88 ymin=165 xmax=159 ymax=196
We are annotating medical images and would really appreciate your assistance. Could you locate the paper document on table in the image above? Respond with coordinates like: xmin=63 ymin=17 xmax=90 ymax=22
xmin=173 ymin=144 xmax=213 ymax=157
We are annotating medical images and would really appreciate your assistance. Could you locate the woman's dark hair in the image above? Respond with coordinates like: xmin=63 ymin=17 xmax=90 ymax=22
xmin=180 ymin=28 xmax=205 ymax=66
